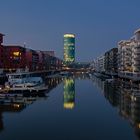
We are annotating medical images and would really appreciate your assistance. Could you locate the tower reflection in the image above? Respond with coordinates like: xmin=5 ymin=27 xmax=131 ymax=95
xmin=63 ymin=78 xmax=75 ymax=109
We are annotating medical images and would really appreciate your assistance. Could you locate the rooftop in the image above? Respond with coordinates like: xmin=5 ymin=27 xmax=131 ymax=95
xmin=0 ymin=33 xmax=5 ymax=36
xmin=134 ymin=28 xmax=140 ymax=34
xmin=64 ymin=34 xmax=75 ymax=38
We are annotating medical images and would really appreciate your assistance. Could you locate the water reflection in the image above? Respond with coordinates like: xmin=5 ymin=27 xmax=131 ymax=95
xmin=62 ymin=73 xmax=90 ymax=109
xmin=1 ymin=73 xmax=140 ymax=139
xmin=0 ymin=77 xmax=62 ymax=132
xmin=92 ymin=76 xmax=140 ymax=139
xmin=63 ymin=78 xmax=75 ymax=109
xmin=0 ymin=103 xmax=25 ymax=131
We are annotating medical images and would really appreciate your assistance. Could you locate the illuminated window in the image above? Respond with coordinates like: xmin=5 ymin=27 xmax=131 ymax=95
xmin=64 ymin=34 xmax=75 ymax=38
xmin=13 ymin=51 xmax=20 ymax=56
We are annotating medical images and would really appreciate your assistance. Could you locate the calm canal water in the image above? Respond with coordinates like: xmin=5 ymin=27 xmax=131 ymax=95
xmin=0 ymin=74 xmax=140 ymax=140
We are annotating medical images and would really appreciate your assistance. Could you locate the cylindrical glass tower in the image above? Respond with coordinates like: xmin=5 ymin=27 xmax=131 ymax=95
xmin=63 ymin=34 xmax=75 ymax=64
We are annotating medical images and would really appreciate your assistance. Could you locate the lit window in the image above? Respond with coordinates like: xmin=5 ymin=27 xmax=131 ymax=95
xmin=13 ymin=51 xmax=20 ymax=56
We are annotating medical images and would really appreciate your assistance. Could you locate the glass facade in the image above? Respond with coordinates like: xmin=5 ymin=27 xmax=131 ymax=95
xmin=63 ymin=34 xmax=75 ymax=64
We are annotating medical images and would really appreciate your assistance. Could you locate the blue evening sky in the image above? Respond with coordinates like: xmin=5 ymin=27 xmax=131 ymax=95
xmin=0 ymin=0 xmax=140 ymax=61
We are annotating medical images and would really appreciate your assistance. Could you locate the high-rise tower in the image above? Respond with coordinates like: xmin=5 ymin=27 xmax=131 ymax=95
xmin=63 ymin=34 xmax=75 ymax=64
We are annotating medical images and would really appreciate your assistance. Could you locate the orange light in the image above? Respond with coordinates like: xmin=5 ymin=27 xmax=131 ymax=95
xmin=64 ymin=103 xmax=74 ymax=109
xmin=13 ymin=51 xmax=20 ymax=56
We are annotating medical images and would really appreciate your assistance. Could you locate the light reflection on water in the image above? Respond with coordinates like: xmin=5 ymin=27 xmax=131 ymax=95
xmin=63 ymin=78 xmax=75 ymax=110
xmin=0 ymin=73 xmax=139 ymax=140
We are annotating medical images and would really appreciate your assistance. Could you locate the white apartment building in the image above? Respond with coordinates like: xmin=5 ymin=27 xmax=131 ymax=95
xmin=118 ymin=40 xmax=132 ymax=72
xmin=96 ymin=55 xmax=105 ymax=73
xmin=133 ymin=29 xmax=140 ymax=73
xmin=118 ymin=28 xmax=140 ymax=81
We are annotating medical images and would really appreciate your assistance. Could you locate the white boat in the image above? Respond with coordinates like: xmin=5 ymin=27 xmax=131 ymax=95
xmin=6 ymin=72 xmax=47 ymax=92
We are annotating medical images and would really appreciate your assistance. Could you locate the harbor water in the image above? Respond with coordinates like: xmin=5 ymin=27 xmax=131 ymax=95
xmin=0 ymin=74 xmax=139 ymax=140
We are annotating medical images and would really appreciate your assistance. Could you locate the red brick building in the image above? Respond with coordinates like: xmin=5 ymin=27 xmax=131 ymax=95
xmin=0 ymin=33 xmax=4 ymax=45
xmin=42 ymin=51 xmax=62 ymax=70
xmin=25 ymin=49 xmax=39 ymax=71
xmin=3 ymin=45 xmax=26 ymax=71
xmin=0 ymin=46 xmax=4 ymax=68
xmin=44 ymin=51 xmax=55 ymax=57
xmin=36 ymin=51 xmax=45 ymax=70
xmin=0 ymin=34 xmax=4 ymax=68
xmin=0 ymin=33 xmax=62 ymax=72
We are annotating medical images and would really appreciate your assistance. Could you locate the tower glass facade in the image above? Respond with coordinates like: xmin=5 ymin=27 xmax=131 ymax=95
xmin=63 ymin=34 xmax=75 ymax=64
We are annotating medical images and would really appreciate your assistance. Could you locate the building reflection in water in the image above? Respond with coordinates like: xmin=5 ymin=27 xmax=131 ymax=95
xmin=0 ymin=76 xmax=62 ymax=132
xmin=93 ymin=76 xmax=140 ymax=139
xmin=63 ymin=78 xmax=75 ymax=109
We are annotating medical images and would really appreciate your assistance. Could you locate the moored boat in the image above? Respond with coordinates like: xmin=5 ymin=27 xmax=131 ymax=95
xmin=5 ymin=72 xmax=47 ymax=93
